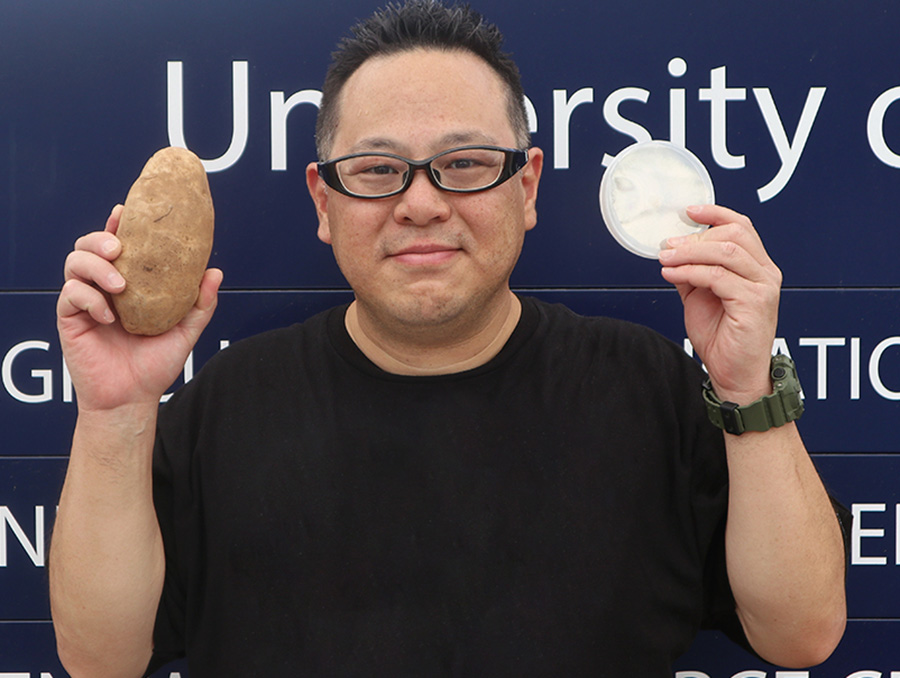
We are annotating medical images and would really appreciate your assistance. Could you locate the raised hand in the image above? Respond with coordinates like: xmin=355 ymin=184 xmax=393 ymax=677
xmin=658 ymin=204 xmax=782 ymax=404
xmin=57 ymin=204 xmax=223 ymax=412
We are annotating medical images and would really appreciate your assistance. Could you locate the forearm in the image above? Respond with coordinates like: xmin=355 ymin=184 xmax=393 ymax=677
xmin=50 ymin=405 xmax=165 ymax=678
xmin=724 ymin=423 xmax=846 ymax=667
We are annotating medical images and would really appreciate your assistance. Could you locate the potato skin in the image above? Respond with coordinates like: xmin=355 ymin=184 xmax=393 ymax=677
xmin=113 ymin=147 xmax=214 ymax=335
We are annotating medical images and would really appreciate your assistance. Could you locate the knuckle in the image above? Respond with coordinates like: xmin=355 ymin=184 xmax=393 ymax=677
xmin=752 ymin=279 xmax=779 ymax=307
xmin=720 ymin=240 xmax=739 ymax=259
xmin=73 ymin=232 xmax=95 ymax=251
xmin=58 ymin=279 xmax=85 ymax=314
xmin=732 ymin=221 xmax=751 ymax=239
xmin=771 ymin=263 xmax=784 ymax=287
xmin=63 ymin=276 xmax=89 ymax=295
xmin=63 ymin=250 xmax=89 ymax=280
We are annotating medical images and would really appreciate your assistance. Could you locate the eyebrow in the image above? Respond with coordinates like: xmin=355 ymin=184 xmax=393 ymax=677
xmin=346 ymin=131 xmax=502 ymax=156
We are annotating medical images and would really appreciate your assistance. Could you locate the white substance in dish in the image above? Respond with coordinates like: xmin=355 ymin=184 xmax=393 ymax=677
xmin=600 ymin=141 xmax=714 ymax=258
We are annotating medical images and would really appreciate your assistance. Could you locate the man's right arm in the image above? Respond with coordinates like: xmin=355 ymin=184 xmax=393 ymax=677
xmin=49 ymin=205 xmax=222 ymax=677
xmin=51 ymin=404 xmax=165 ymax=677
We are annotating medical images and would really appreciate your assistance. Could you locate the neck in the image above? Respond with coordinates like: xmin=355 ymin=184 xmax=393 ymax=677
xmin=345 ymin=292 xmax=522 ymax=376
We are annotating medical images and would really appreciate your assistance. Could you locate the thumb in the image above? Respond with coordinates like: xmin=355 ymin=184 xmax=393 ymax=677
xmin=179 ymin=268 xmax=223 ymax=337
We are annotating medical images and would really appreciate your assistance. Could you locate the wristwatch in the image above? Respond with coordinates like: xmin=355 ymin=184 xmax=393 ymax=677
xmin=702 ymin=354 xmax=804 ymax=435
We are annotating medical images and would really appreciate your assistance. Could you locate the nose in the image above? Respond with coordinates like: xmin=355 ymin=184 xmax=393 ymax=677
xmin=393 ymin=168 xmax=452 ymax=226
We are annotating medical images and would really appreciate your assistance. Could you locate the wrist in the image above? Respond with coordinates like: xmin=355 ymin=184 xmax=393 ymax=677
xmin=709 ymin=380 xmax=772 ymax=407
xmin=73 ymin=403 xmax=160 ymax=465
xmin=703 ymin=355 xmax=804 ymax=435
xmin=76 ymin=400 xmax=159 ymax=429
xmin=707 ymin=356 xmax=775 ymax=405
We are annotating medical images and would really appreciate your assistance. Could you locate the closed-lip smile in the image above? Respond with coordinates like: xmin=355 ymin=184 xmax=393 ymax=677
xmin=389 ymin=242 xmax=461 ymax=265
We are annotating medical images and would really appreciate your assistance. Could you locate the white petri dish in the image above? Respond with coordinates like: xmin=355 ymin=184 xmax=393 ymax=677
xmin=599 ymin=140 xmax=715 ymax=259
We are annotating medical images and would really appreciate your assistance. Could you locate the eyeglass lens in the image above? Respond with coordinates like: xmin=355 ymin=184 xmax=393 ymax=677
xmin=335 ymin=147 xmax=508 ymax=196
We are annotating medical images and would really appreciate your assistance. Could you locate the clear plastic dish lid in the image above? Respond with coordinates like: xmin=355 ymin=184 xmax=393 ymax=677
xmin=599 ymin=140 xmax=714 ymax=259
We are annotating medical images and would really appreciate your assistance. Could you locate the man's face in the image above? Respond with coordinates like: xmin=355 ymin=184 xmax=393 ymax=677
xmin=307 ymin=48 xmax=543 ymax=335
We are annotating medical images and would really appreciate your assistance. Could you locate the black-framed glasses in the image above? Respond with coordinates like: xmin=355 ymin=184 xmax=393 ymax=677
xmin=317 ymin=145 xmax=529 ymax=199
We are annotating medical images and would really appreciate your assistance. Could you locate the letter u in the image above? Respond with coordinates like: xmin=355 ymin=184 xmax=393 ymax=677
xmin=167 ymin=60 xmax=249 ymax=172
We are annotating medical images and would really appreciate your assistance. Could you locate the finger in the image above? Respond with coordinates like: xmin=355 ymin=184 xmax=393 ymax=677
xmin=196 ymin=268 xmax=223 ymax=313
xmin=695 ymin=223 xmax=770 ymax=271
xmin=683 ymin=205 xmax=770 ymax=266
xmin=177 ymin=268 xmax=224 ymax=335
xmin=660 ymin=261 xmax=779 ymax=313
xmin=659 ymin=236 xmax=777 ymax=289
xmin=73 ymin=230 xmax=122 ymax=260
xmin=105 ymin=204 xmax=124 ymax=235
xmin=57 ymin=278 xmax=117 ymax=324
xmin=662 ymin=204 xmax=782 ymax=287
xmin=64 ymin=250 xmax=127 ymax=294
xmin=685 ymin=204 xmax=750 ymax=228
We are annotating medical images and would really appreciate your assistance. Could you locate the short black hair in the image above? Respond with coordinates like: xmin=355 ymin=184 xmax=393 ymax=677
xmin=316 ymin=0 xmax=530 ymax=159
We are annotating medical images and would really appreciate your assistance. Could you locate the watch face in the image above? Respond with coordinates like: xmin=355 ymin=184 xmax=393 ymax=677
xmin=599 ymin=140 xmax=715 ymax=259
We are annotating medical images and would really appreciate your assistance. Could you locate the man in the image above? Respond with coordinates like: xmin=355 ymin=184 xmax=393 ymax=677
xmin=50 ymin=1 xmax=847 ymax=676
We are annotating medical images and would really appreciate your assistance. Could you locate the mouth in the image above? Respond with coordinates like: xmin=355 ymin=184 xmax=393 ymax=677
xmin=388 ymin=242 xmax=462 ymax=266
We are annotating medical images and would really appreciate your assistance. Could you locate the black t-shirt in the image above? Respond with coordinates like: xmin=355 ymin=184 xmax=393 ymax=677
xmin=147 ymin=297 xmax=742 ymax=676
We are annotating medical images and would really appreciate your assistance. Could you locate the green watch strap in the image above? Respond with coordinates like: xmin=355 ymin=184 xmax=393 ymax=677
xmin=703 ymin=354 xmax=804 ymax=435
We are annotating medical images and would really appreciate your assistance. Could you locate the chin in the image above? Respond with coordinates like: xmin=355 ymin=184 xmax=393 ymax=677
xmin=394 ymin=297 xmax=466 ymax=328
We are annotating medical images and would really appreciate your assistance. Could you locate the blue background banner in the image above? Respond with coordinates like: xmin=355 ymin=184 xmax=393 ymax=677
xmin=2 ymin=0 xmax=898 ymax=673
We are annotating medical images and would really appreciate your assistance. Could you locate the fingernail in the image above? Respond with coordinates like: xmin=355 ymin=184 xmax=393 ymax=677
xmin=108 ymin=271 xmax=125 ymax=288
xmin=103 ymin=308 xmax=115 ymax=323
xmin=666 ymin=235 xmax=688 ymax=247
xmin=102 ymin=239 xmax=118 ymax=255
xmin=658 ymin=247 xmax=675 ymax=261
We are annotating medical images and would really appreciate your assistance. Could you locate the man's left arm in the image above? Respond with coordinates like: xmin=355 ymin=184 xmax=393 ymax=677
xmin=659 ymin=205 xmax=847 ymax=668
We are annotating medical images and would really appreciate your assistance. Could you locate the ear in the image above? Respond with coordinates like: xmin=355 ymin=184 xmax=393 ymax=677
xmin=520 ymin=146 xmax=544 ymax=232
xmin=306 ymin=161 xmax=333 ymax=244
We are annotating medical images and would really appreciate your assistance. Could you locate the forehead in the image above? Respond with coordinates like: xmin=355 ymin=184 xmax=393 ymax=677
xmin=332 ymin=49 xmax=515 ymax=156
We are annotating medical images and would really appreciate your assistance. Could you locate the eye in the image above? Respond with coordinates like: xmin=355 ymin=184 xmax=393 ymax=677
xmin=361 ymin=163 xmax=401 ymax=175
xmin=437 ymin=148 xmax=504 ymax=173
xmin=342 ymin=156 xmax=405 ymax=176
xmin=439 ymin=155 xmax=489 ymax=172
xmin=335 ymin=155 xmax=409 ymax=195
xmin=446 ymin=157 xmax=479 ymax=170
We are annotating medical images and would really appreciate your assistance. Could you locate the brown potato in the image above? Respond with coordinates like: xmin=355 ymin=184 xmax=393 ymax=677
xmin=112 ymin=147 xmax=215 ymax=335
